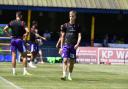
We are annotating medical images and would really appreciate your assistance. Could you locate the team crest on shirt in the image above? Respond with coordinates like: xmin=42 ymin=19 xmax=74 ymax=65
xmin=68 ymin=26 xmax=76 ymax=32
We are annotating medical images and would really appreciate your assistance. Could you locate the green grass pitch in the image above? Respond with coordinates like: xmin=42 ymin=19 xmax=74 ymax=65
xmin=0 ymin=62 xmax=128 ymax=89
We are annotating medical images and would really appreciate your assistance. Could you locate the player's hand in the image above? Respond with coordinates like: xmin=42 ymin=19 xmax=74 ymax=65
xmin=59 ymin=48 xmax=62 ymax=55
xmin=74 ymin=44 xmax=79 ymax=50
xmin=35 ymin=34 xmax=39 ymax=37
xmin=23 ymin=33 xmax=28 ymax=41
xmin=43 ymin=37 xmax=47 ymax=41
xmin=56 ymin=44 xmax=59 ymax=48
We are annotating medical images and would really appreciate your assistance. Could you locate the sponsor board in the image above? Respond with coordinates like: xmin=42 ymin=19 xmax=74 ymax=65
xmin=76 ymin=47 xmax=128 ymax=64
xmin=76 ymin=47 xmax=98 ymax=64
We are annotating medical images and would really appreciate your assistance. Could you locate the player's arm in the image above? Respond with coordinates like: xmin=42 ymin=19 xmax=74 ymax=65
xmin=25 ymin=27 xmax=29 ymax=35
xmin=56 ymin=37 xmax=61 ymax=48
xmin=74 ymin=32 xmax=81 ymax=49
xmin=39 ymin=35 xmax=47 ymax=41
xmin=77 ymin=32 xmax=82 ymax=46
xmin=60 ymin=32 xmax=65 ymax=49
xmin=60 ymin=24 xmax=66 ymax=49
xmin=56 ymin=31 xmax=62 ymax=48
xmin=34 ymin=28 xmax=47 ymax=40
xmin=22 ymin=21 xmax=30 ymax=40
xmin=35 ymin=33 xmax=47 ymax=41
xmin=3 ymin=25 xmax=11 ymax=37
xmin=23 ymin=27 xmax=30 ymax=40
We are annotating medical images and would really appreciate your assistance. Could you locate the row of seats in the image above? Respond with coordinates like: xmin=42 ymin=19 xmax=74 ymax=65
xmin=0 ymin=54 xmax=11 ymax=62
xmin=0 ymin=54 xmax=62 ymax=64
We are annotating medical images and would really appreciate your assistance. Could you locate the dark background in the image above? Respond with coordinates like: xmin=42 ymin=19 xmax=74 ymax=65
xmin=0 ymin=10 xmax=128 ymax=45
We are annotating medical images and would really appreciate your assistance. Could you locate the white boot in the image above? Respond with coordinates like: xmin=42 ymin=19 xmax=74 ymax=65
xmin=28 ymin=61 xmax=37 ymax=68
xmin=23 ymin=67 xmax=32 ymax=76
xmin=67 ymin=72 xmax=72 ymax=81
xmin=12 ymin=68 xmax=16 ymax=76
xmin=61 ymin=71 xmax=67 ymax=80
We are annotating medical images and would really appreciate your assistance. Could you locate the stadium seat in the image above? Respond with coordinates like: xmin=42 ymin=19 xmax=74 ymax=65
xmin=0 ymin=55 xmax=4 ymax=62
xmin=4 ymin=54 xmax=12 ymax=62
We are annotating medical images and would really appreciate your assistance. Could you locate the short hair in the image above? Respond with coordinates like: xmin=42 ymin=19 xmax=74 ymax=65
xmin=69 ymin=10 xmax=77 ymax=15
xmin=16 ymin=11 xmax=22 ymax=18
xmin=32 ymin=21 xmax=38 ymax=26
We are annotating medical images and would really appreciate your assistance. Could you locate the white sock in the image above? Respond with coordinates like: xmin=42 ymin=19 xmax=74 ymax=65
xmin=23 ymin=67 xmax=27 ymax=73
xmin=68 ymin=72 xmax=71 ymax=77
xmin=12 ymin=68 xmax=16 ymax=74
xmin=63 ymin=71 xmax=67 ymax=77
xmin=29 ymin=61 xmax=32 ymax=64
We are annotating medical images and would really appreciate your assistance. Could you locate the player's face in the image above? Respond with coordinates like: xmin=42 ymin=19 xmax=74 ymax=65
xmin=69 ymin=12 xmax=76 ymax=22
xmin=16 ymin=14 xmax=23 ymax=20
xmin=20 ymin=15 xmax=23 ymax=19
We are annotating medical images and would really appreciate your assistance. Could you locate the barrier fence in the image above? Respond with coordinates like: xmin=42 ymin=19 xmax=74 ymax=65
xmin=0 ymin=36 xmax=61 ymax=62
xmin=77 ymin=47 xmax=128 ymax=64
xmin=1 ymin=39 xmax=128 ymax=65
xmin=0 ymin=47 xmax=61 ymax=62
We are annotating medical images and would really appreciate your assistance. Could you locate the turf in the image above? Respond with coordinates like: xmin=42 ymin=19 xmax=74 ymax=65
xmin=0 ymin=62 xmax=128 ymax=89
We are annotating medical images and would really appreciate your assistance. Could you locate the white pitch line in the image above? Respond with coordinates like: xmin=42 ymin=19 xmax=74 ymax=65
xmin=0 ymin=76 xmax=23 ymax=89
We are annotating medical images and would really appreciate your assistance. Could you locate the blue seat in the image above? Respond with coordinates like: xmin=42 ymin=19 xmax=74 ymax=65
xmin=0 ymin=55 xmax=4 ymax=62
xmin=4 ymin=54 xmax=12 ymax=62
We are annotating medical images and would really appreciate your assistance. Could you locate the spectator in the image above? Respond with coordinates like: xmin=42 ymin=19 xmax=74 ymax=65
xmin=43 ymin=30 xmax=51 ymax=40
xmin=102 ymin=34 xmax=109 ymax=47
xmin=111 ymin=35 xmax=117 ymax=43
xmin=117 ymin=38 xmax=124 ymax=44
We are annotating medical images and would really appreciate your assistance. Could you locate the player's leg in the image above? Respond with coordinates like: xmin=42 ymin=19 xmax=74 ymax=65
xmin=61 ymin=58 xmax=68 ymax=80
xmin=21 ymin=52 xmax=28 ymax=75
xmin=11 ymin=39 xmax=17 ymax=75
xmin=29 ymin=43 xmax=34 ymax=65
xmin=28 ymin=43 xmax=37 ymax=68
xmin=11 ymin=51 xmax=16 ymax=75
xmin=68 ymin=59 xmax=75 ymax=80
xmin=32 ymin=52 xmax=38 ymax=65
xmin=68 ymin=46 xmax=76 ymax=80
xmin=34 ymin=44 xmax=39 ymax=64
xmin=39 ymin=48 xmax=44 ymax=64
xmin=29 ymin=52 xmax=37 ymax=68
xmin=17 ymin=39 xmax=31 ymax=75
xmin=61 ymin=45 xmax=69 ymax=80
